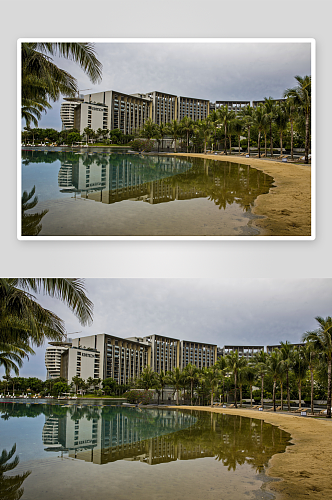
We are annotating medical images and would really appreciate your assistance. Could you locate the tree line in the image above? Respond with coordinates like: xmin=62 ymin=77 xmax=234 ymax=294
xmin=132 ymin=76 xmax=310 ymax=164
xmin=125 ymin=315 xmax=332 ymax=417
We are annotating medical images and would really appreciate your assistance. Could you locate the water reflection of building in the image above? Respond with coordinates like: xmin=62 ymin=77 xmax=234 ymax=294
xmin=57 ymin=154 xmax=193 ymax=202
xmin=42 ymin=408 xmax=198 ymax=465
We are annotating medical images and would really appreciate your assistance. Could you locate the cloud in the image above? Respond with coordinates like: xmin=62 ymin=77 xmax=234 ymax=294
xmin=11 ymin=278 xmax=331 ymax=380
xmin=35 ymin=41 xmax=311 ymax=130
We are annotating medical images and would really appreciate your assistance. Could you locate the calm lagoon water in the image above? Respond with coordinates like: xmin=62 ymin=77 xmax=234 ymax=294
xmin=21 ymin=149 xmax=275 ymax=236
xmin=0 ymin=402 xmax=291 ymax=500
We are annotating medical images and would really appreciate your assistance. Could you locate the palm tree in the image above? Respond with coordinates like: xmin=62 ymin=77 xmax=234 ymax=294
xmin=156 ymin=370 xmax=168 ymax=403
xmin=284 ymin=97 xmax=297 ymax=160
xmin=180 ymin=116 xmax=194 ymax=153
xmin=253 ymin=350 xmax=269 ymax=409
xmin=217 ymin=106 xmax=235 ymax=155
xmin=263 ymin=97 xmax=276 ymax=158
xmin=303 ymin=341 xmax=318 ymax=415
xmin=21 ymin=42 xmax=102 ymax=127
xmin=0 ymin=444 xmax=31 ymax=499
xmin=244 ymin=366 xmax=256 ymax=407
xmin=21 ymin=186 xmax=49 ymax=236
xmin=203 ymin=367 xmax=220 ymax=407
xmin=195 ymin=120 xmax=213 ymax=154
xmin=215 ymin=356 xmax=227 ymax=403
xmin=141 ymin=118 xmax=157 ymax=141
xmin=157 ymin=123 xmax=168 ymax=152
xmin=208 ymin=110 xmax=219 ymax=151
xmin=303 ymin=316 xmax=332 ymax=417
xmin=166 ymin=367 xmax=184 ymax=405
xmin=284 ymin=75 xmax=311 ymax=164
xmin=233 ymin=119 xmax=243 ymax=155
xmin=0 ymin=279 xmax=93 ymax=364
xmin=267 ymin=350 xmax=282 ymax=411
xmin=237 ymin=364 xmax=248 ymax=407
xmin=226 ymin=350 xmax=247 ymax=408
xmin=0 ymin=342 xmax=34 ymax=377
xmin=253 ymin=106 xmax=267 ymax=158
xmin=167 ymin=120 xmax=181 ymax=153
xmin=137 ymin=366 xmax=157 ymax=390
xmin=273 ymin=103 xmax=289 ymax=158
xmin=291 ymin=347 xmax=309 ymax=409
xmin=279 ymin=341 xmax=294 ymax=411
xmin=183 ymin=363 xmax=198 ymax=405
xmin=239 ymin=105 xmax=254 ymax=156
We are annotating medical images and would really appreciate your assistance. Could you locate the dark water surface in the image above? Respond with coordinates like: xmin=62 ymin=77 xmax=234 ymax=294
xmin=0 ymin=402 xmax=291 ymax=500
xmin=21 ymin=149 xmax=275 ymax=236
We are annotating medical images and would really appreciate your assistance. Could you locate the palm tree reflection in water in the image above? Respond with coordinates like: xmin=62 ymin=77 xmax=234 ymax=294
xmin=0 ymin=444 xmax=31 ymax=500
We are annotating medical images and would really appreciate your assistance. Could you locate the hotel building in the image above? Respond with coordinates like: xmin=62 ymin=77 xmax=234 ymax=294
xmin=52 ymin=333 xmax=220 ymax=385
xmin=45 ymin=338 xmax=72 ymax=379
xmin=220 ymin=345 xmax=264 ymax=360
xmin=180 ymin=340 xmax=217 ymax=370
xmin=215 ymin=100 xmax=250 ymax=114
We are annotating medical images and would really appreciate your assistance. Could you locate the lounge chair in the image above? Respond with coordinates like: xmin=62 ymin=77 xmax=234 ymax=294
xmin=228 ymin=404 xmax=235 ymax=408
xmin=265 ymin=405 xmax=281 ymax=412
xmin=238 ymin=152 xmax=247 ymax=156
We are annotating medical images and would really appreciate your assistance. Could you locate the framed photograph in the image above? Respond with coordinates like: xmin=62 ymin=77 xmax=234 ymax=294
xmin=18 ymin=38 xmax=315 ymax=240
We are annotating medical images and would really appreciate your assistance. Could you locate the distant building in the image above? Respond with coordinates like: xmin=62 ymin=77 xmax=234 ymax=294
xmin=46 ymin=332 xmax=298 ymax=385
xmin=180 ymin=340 xmax=217 ymax=370
xmin=220 ymin=345 xmax=264 ymax=360
xmin=266 ymin=343 xmax=305 ymax=354
xmin=215 ymin=100 xmax=250 ymax=113
xmin=45 ymin=338 xmax=72 ymax=379
xmin=61 ymin=88 xmax=283 ymax=137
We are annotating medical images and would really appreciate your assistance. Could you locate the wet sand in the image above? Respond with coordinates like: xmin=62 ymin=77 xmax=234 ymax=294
xmin=173 ymin=406 xmax=331 ymax=499
xmin=170 ymin=153 xmax=312 ymax=237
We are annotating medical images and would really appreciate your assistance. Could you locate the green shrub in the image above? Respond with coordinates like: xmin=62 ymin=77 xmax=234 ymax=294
xmin=123 ymin=389 xmax=154 ymax=404
xmin=130 ymin=139 xmax=154 ymax=152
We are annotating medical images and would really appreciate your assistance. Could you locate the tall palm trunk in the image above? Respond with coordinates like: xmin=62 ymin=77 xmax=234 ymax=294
xmin=305 ymin=111 xmax=310 ymax=164
xmin=280 ymin=132 xmax=283 ymax=157
xmin=298 ymin=382 xmax=302 ymax=409
xmin=234 ymin=372 xmax=237 ymax=408
xmin=264 ymin=133 xmax=267 ymax=157
xmin=327 ymin=358 xmax=331 ymax=418
xmin=261 ymin=375 xmax=264 ymax=409
xmin=250 ymin=385 xmax=253 ymax=407
xmin=224 ymin=124 xmax=227 ymax=155
xmin=270 ymin=122 xmax=273 ymax=157
xmin=310 ymin=368 xmax=314 ymax=415
xmin=258 ymin=131 xmax=261 ymax=158
xmin=287 ymin=371 xmax=290 ymax=411
xmin=273 ymin=379 xmax=276 ymax=411
xmin=247 ymin=126 xmax=251 ymax=156
xmin=280 ymin=383 xmax=283 ymax=411
xmin=290 ymin=119 xmax=294 ymax=160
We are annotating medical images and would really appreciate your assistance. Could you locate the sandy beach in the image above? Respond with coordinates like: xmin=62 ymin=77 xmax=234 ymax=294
xmin=170 ymin=153 xmax=312 ymax=237
xmin=173 ymin=405 xmax=331 ymax=499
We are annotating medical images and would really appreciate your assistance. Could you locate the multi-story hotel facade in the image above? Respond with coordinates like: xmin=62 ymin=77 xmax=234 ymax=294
xmin=50 ymin=332 xmax=277 ymax=386
xmin=61 ymin=89 xmax=271 ymax=137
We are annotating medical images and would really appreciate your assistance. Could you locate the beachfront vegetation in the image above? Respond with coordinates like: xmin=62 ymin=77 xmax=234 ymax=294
xmin=2 ymin=314 xmax=332 ymax=416
xmin=21 ymin=75 xmax=311 ymax=163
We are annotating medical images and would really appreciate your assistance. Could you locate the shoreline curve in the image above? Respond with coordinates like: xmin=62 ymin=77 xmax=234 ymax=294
xmin=169 ymin=153 xmax=312 ymax=237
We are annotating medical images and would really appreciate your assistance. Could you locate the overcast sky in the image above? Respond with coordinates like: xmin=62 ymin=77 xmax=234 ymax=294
xmin=7 ymin=278 xmax=331 ymax=379
xmin=26 ymin=40 xmax=312 ymax=131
